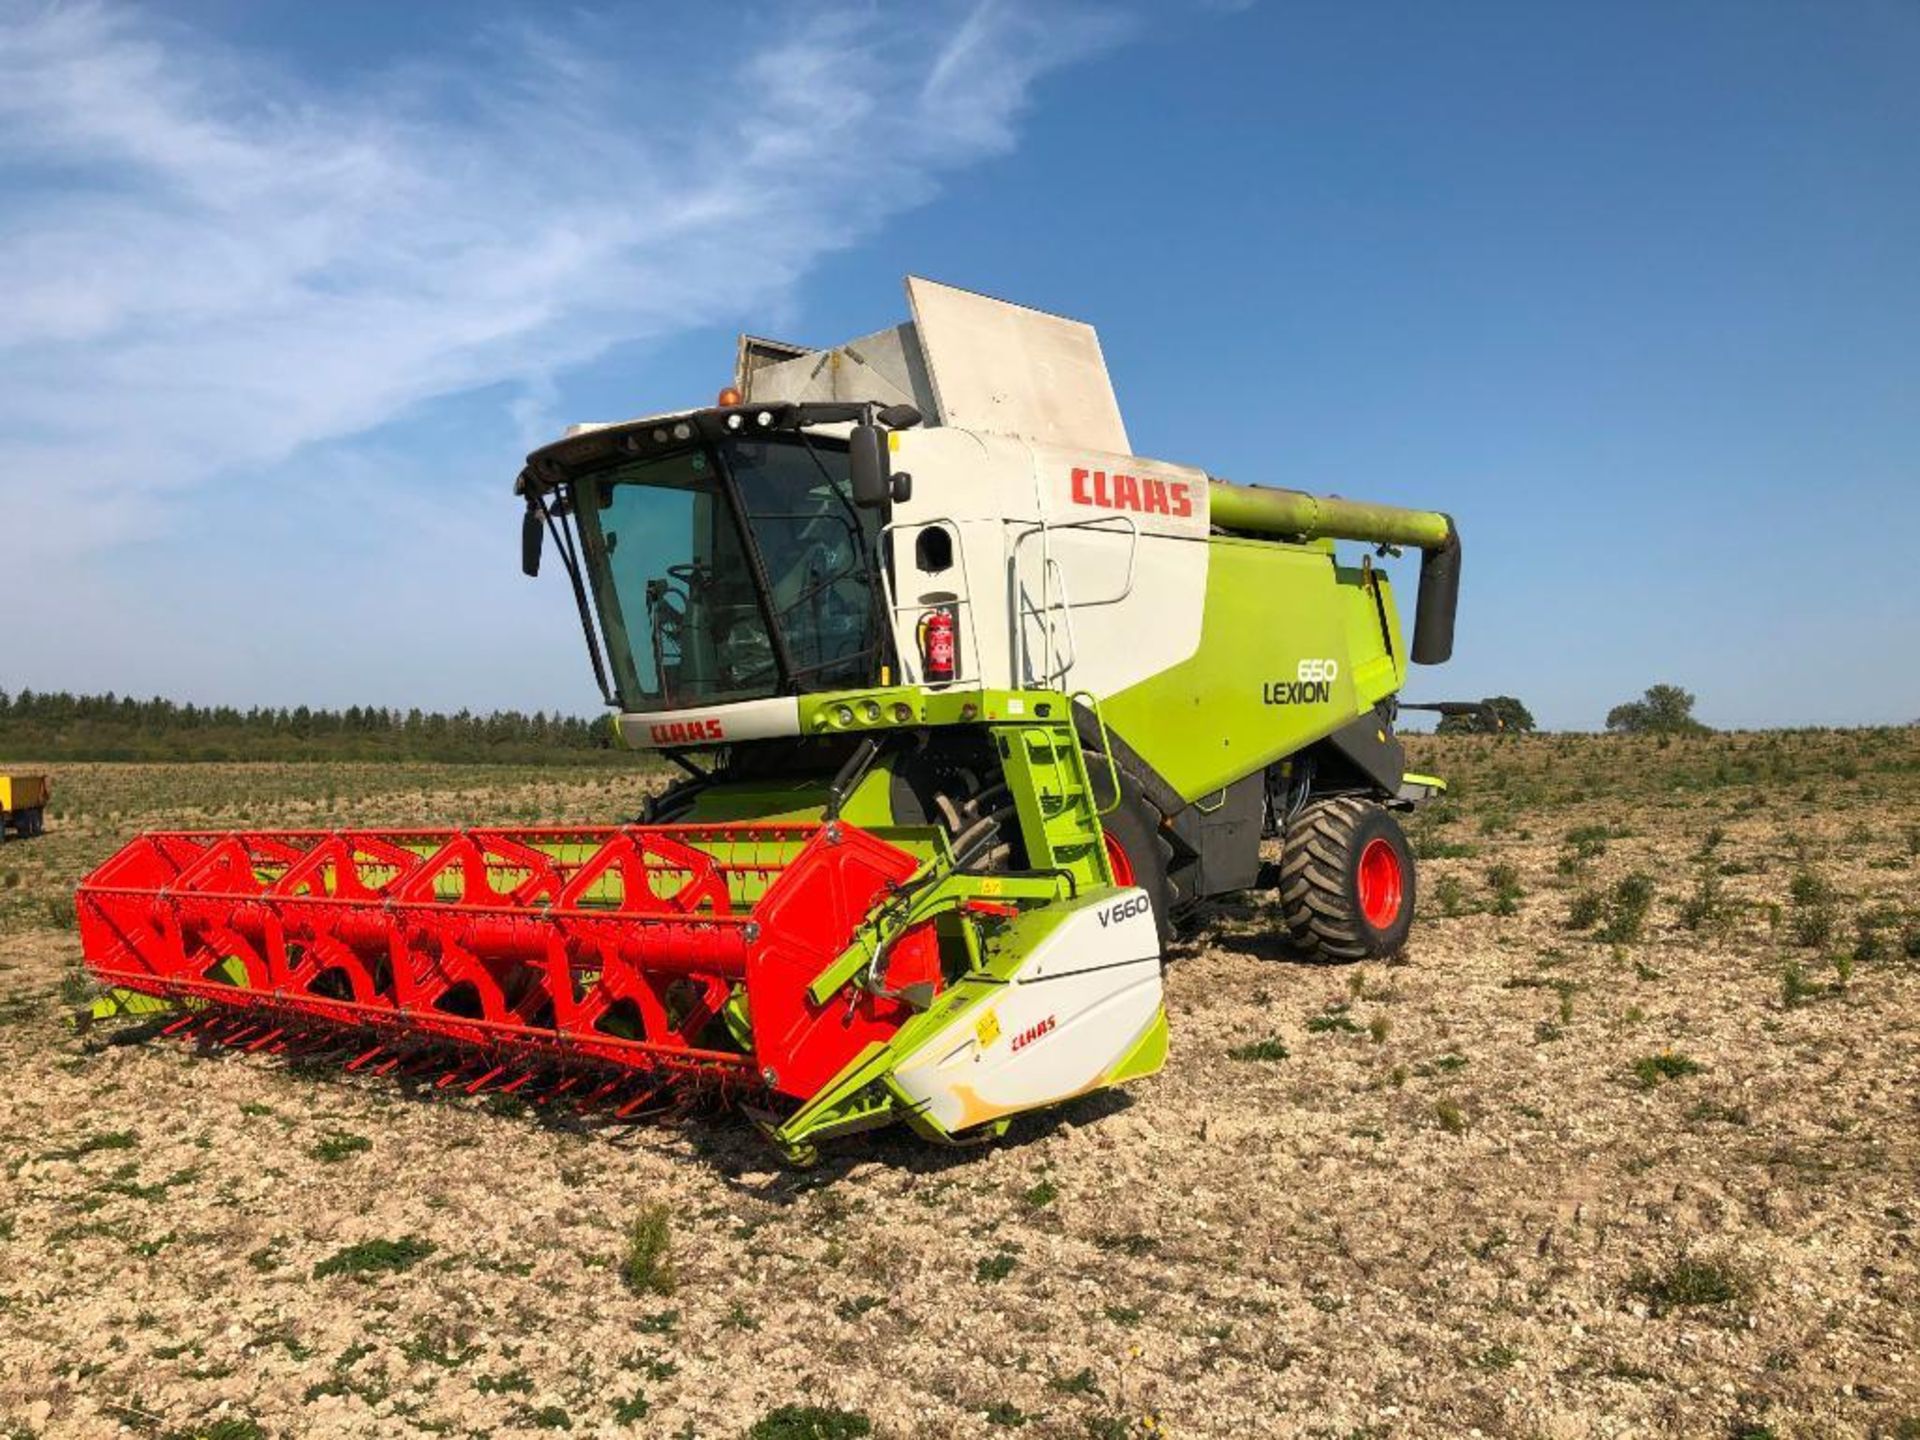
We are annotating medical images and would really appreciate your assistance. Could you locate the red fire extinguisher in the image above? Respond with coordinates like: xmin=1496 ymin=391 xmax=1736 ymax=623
xmin=920 ymin=607 xmax=956 ymax=685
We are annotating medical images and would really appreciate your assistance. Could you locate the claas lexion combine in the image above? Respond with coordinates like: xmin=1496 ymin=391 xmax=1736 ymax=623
xmin=77 ymin=279 xmax=1464 ymax=1158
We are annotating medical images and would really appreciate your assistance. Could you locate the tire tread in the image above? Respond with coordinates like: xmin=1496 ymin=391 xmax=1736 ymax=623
xmin=1278 ymin=796 xmax=1410 ymax=962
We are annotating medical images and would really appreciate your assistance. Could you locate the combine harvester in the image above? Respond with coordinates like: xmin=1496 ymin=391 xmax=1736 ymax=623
xmin=78 ymin=279 xmax=1464 ymax=1158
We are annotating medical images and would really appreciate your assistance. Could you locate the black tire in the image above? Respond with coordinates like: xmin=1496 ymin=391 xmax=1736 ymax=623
xmin=1278 ymin=796 xmax=1415 ymax=962
xmin=1085 ymin=751 xmax=1177 ymax=947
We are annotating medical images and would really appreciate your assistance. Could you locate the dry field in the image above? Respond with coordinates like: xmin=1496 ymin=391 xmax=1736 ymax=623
xmin=1 ymin=735 xmax=1917 ymax=1440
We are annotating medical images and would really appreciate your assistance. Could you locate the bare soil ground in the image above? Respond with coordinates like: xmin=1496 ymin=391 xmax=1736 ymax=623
xmin=1 ymin=736 xmax=1917 ymax=1440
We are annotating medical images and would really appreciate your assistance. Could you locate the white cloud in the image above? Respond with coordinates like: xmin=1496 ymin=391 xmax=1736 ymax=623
xmin=0 ymin=0 xmax=1126 ymax=561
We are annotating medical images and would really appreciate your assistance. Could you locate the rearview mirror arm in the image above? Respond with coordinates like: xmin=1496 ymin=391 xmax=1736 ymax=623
xmin=525 ymin=485 xmax=617 ymax=708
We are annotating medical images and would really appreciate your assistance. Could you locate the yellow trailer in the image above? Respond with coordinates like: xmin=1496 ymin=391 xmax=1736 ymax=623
xmin=1 ymin=773 xmax=51 ymax=839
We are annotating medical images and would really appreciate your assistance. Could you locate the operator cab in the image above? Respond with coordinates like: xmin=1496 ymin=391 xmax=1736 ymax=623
xmin=516 ymin=403 xmax=912 ymax=714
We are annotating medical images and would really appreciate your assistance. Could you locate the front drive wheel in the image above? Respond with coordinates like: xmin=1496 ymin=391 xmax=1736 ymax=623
xmin=1278 ymin=797 xmax=1415 ymax=961
xmin=1085 ymin=752 xmax=1177 ymax=948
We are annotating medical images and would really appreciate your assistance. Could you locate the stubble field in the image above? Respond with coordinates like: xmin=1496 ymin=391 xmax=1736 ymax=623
xmin=1 ymin=733 xmax=1916 ymax=1440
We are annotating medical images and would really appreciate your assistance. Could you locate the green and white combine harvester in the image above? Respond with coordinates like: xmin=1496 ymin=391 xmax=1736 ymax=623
xmin=76 ymin=279 xmax=1463 ymax=1158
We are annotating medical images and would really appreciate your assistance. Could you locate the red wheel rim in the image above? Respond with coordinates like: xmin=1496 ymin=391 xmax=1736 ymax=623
xmin=1104 ymin=830 xmax=1136 ymax=887
xmin=1356 ymin=837 xmax=1404 ymax=929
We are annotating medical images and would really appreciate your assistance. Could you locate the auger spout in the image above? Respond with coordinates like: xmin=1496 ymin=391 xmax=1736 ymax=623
xmin=1206 ymin=477 xmax=1461 ymax=664
xmin=1206 ymin=478 xmax=1452 ymax=550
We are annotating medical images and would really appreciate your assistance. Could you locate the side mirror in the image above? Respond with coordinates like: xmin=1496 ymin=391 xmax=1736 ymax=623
xmin=521 ymin=505 xmax=544 ymax=577
xmin=849 ymin=423 xmax=890 ymax=509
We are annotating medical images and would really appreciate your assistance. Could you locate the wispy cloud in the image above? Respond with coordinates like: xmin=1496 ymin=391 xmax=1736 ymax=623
xmin=0 ymin=0 xmax=1126 ymax=562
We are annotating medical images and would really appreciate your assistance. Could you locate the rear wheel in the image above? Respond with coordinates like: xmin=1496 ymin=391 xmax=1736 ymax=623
xmin=1278 ymin=797 xmax=1415 ymax=961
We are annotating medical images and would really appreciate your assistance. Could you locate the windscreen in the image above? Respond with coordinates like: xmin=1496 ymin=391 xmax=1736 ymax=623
xmin=571 ymin=436 xmax=880 ymax=710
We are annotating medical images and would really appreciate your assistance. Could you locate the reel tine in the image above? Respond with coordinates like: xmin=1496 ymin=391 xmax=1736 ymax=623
xmin=577 ymin=1078 xmax=622 ymax=1112
xmin=534 ymin=1074 xmax=581 ymax=1108
xmin=614 ymin=1083 xmax=668 ymax=1120
xmin=292 ymin=1028 xmax=348 ymax=1057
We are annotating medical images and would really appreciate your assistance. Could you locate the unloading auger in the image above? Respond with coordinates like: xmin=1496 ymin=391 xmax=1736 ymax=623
xmin=77 ymin=278 xmax=1464 ymax=1157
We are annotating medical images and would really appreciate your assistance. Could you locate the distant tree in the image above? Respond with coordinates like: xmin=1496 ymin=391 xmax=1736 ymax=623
xmin=1606 ymin=683 xmax=1707 ymax=735
xmin=1436 ymin=695 xmax=1536 ymax=735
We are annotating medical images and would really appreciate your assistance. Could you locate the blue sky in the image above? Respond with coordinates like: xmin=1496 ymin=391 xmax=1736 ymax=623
xmin=3 ymin=1 xmax=1915 ymax=730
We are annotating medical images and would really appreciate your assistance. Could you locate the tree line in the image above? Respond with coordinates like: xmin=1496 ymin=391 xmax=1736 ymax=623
xmin=1432 ymin=684 xmax=1706 ymax=736
xmin=0 ymin=688 xmax=621 ymax=763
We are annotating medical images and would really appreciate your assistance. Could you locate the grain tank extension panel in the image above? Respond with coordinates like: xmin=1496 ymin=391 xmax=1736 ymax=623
xmin=739 ymin=276 xmax=1130 ymax=453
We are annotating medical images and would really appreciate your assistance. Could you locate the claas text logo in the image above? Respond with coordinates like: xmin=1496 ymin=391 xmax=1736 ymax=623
xmin=1070 ymin=467 xmax=1193 ymax=519
xmin=649 ymin=718 xmax=725 ymax=744
xmin=1010 ymin=1015 xmax=1057 ymax=1053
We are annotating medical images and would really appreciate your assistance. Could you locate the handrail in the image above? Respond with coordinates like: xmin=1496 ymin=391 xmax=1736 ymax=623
xmin=1070 ymin=690 xmax=1123 ymax=818
xmin=1008 ymin=513 xmax=1140 ymax=686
